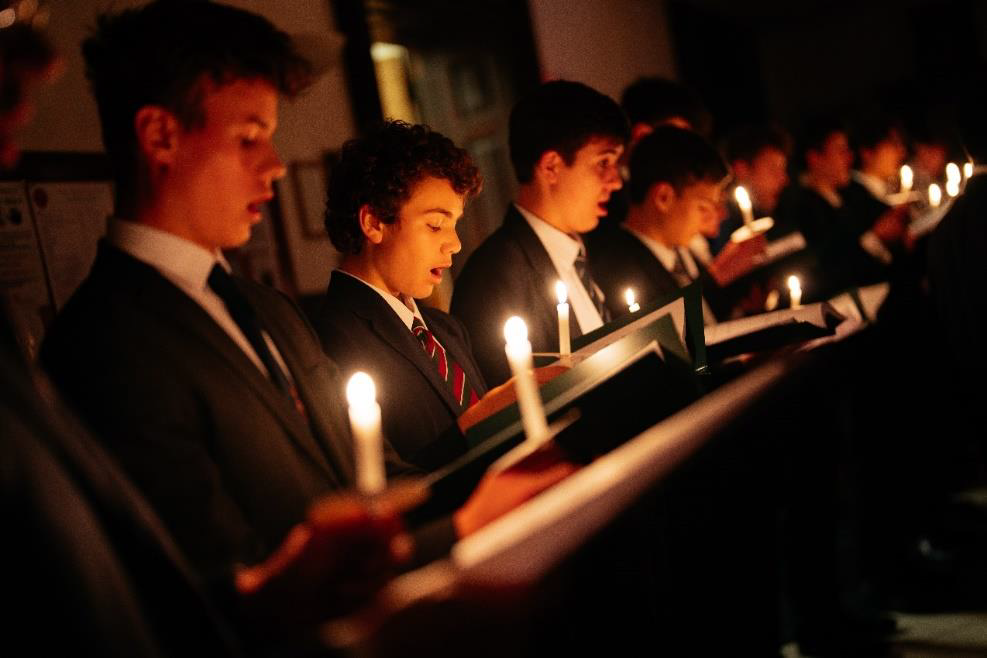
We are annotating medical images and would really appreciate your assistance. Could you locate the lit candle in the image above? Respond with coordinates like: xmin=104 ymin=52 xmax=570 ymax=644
xmin=928 ymin=183 xmax=942 ymax=208
xmin=734 ymin=185 xmax=754 ymax=227
xmin=899 ymin=164 xmax=913 ymax=193
xmin=946 ymin=162 xmax=961 ymax=186
xmin=625 ymin=288 xmax=640 ymax=313
xmin=946 ymin=178 xmax=960 ymax=198
xmin=964 ymin=161 xmax=974 ymax=180
xmin=346 ymin=372 xmax=386 ymax=496
xmin=787 ymin=275 xmax=802 ymax=309
xmin=555 ymin=281 xmax=570 ymax=356
xmin=503 ymin=316 xmax=549 ymax=443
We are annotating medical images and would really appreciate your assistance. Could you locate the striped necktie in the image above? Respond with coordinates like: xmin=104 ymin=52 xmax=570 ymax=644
xmin=573 ymin=243 xmax=612 ymax=323
xmin=411 ymin=317 xmax=479 ymax=412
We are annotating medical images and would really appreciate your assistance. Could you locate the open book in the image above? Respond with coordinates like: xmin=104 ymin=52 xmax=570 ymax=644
xmin=704 ymin=302 xmax=846 ymax=362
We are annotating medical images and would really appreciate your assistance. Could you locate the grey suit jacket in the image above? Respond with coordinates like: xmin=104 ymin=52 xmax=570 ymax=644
xmin=41 ymin=243 xmax=356 ymax=577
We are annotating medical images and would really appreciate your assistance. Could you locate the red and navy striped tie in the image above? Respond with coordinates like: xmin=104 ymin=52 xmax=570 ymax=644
xmin=411 ymin=317 xmax=480 ymax=411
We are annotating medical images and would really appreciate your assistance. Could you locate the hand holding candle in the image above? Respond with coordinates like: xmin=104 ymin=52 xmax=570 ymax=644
xmin=734 ymin=185 xmax=754 ymax=227
xmin=555 ymin=281 xmax=570 ymax=356
xmin=625 ymin=287 xmax=640 ymax=313
xmin=503 ymin=316 xmax=549 ymax=443
xmin=787 ymin=274 xmax=802 ymax=309
xmin=346 ymin=372 xmax=386 ymax=496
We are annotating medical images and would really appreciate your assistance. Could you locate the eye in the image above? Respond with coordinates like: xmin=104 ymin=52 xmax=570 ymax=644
xmin=427 ymin=223 xmax=442 ymax=233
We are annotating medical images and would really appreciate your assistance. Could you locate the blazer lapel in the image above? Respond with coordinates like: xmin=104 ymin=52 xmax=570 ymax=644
xmin=99 ymin=246 xmax=339 ymax=483
xmin=331 ymin=274 xmax=464 ymax=415
xmin=502 ymin=207 xmax=584 ymax=339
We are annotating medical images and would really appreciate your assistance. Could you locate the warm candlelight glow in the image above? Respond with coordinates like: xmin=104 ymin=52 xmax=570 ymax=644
xmin=899 ymin=164 xmax=913 ymax=192
xmin=346 ymin=371 xmax=385 ymax=496
xmin=946 ymin=162 xmax=961 ymax=185
xmin=734 ymin=185 xmax=752 ymax=212
xmin=734 ymin=185 xmax=754 ymax=227
xmin=346 ymin=371 xmax=376 ymax=408
xmin=504 ymin=315 xmax=528 ymax=346
xmin=624 ymin=288 xmax=640 ymax=313
xmin=928 ymin=183 xmax=942 ymax=208
xmin=964 ymin=162 xmax=974 ymax=179
xmin=555 ymin=280 xmax=567 ymax=305
xmin=946 ymin=179 xmax=960 ymax=198
xmin=787 ymin=275 xmax=802 ymax=309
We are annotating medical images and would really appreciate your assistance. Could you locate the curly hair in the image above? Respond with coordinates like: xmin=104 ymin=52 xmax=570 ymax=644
xmin=325 ymin=121 xmax=482 ymax=254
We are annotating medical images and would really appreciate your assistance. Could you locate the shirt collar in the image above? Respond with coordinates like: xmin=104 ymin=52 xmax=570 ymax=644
xmin=333 ymin=269 xmax=424 ymax=331
xmin=852 ymin=170 xmax=889 ymax=201
xmin=624 ymin=225 xmax=680 ymax=273
xmin=108 ymin=218 xmax=227 ymax=290
xmin=515 ymin=203 xmax=583 ymax=270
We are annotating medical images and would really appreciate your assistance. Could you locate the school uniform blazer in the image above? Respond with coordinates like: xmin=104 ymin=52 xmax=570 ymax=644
xmin=4 ymin=340 xmax=240 ymax=658
xmin=587 ymin=226 xmax=681 ymax=321
xmin=451 ymin=204 xmax=585 ymax=386
xmin=41 ymin=243 xmax=356 ymax=578
xmin=315 ymin=272 xmax=485 ymax=473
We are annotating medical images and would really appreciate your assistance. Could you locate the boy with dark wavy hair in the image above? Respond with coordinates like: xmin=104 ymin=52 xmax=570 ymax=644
xmin=318 ymin=120 xmax=555 ymax=473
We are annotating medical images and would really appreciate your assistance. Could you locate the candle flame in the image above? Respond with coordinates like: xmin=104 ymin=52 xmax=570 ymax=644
xmin=946 ymin=162 xmax=961 ymax=185
xmin=346 ymin=371 xmax=377 ymax=407
xmin=946 ymin=179 xmax=960 ymax=197
xmin=734 ymin=185 xmax=752 ymax=211
xmin=964 ymin=162 xmax=974 ymax=179
xmin=787 ymin=274 xmax=801 ymax=296
xmin=899 ymin=164 xmax=913 ymax=192
xmin=624 ymin=288 xmax=636 ymax=306
xmin=555 ymin=280 xmax=568 ymax=305
xmin=504 ymin=316 xmax=528 ymax=345
xmin=928 ymin=183 xmax=942 ymax=207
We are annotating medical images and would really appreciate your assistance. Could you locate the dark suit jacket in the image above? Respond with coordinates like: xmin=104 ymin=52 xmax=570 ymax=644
xmin=451 ymin=205 xmax=586 ymax=385
xmin=315 ymin=272 xmax=485 ymax=473
xmin=41 ymin=243 xmax=356 ymax=578
xmin=589 ymin=226 xmax=680 ymax=320
xmin=4 ymin=332 xmax=240 ymax=657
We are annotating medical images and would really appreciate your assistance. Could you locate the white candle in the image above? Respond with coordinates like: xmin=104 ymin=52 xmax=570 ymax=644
xmin=555 ymin=281 xmax=570 ymax=356
xmin=928 ymin=183 xmax=942 ymax=208
xmin=787 ymin=274 xmax=802 ymax=309
xmin=503 ymin=316 xmax=548 ymax=443
xmin=734 ymin=185 xmax=754 ymax=227
xmin=899 ymin=164 xmax=913 ymax=193
xmin=964 ymin=162 xmax=974 ymax=180
xmin=946 ymin=162 xmax=961 ymax=186
xmin=946 ymin=178 xmax=960 ymax=198
xmin=625 ymin=288 xmax=640 ymax=313
xmin=346 ymin=372 xmax=386 ymax=496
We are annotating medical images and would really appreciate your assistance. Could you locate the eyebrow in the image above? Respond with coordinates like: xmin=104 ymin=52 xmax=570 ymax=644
xmin=423 ymin=207 xmax=455 ymax=218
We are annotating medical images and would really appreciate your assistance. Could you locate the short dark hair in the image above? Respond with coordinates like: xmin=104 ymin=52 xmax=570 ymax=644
xmin=82 ymin=1 xmax=312 ymax=213
xmin=628 ymin=126 xmax=729 ymax=204
xmin=325 ymin=121 xmax=482 ymax=255
xmin=723 ymin=123 xmax=792 ymax=165
xmin=850 ymin=113 xmax=903 ymax=152
xmin=621 ymin=76 xmax=711 ymax=136
xmin=796 ymin=115 xmax=848 ymax=168
xmin=509 ymin=80 xmax=629 ymax=183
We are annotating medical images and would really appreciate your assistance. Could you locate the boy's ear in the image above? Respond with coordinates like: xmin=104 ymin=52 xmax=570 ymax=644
xmin=534 ymin=150 xmax=564 ymax=185
xmin=358 ymin=204 xmax=386 ymax=245
xmin=650 ymin=181 xmax=677 ymax=213
xmin=135 ymin=105 xmax=181 ymax=168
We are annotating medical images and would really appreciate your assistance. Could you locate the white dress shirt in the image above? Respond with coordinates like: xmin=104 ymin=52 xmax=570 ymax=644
xmin=331 ymin=269 xmax=426 ymax=331
xmin=514 ymin=203 xmax=604 ymax=333
xmin=625 ymin=226 xmax=717 ymax=326
xmin=108 ymin=218 xmax=292 ymax=380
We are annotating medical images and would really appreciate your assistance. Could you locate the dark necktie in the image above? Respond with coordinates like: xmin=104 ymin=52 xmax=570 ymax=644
xmin=411 ymin=317 xmax=480 ymax=412
xmin=206 ymin=264 xmax=306 ymax=416
xmin=671 ymin=248 xmax=693 ymax=285
xmin=573 ymin=243 xmax=612 ymax=323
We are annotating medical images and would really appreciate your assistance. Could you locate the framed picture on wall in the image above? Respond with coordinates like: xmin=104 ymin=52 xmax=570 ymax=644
xmin=290 ymin=150 xmax=338 ymax=240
